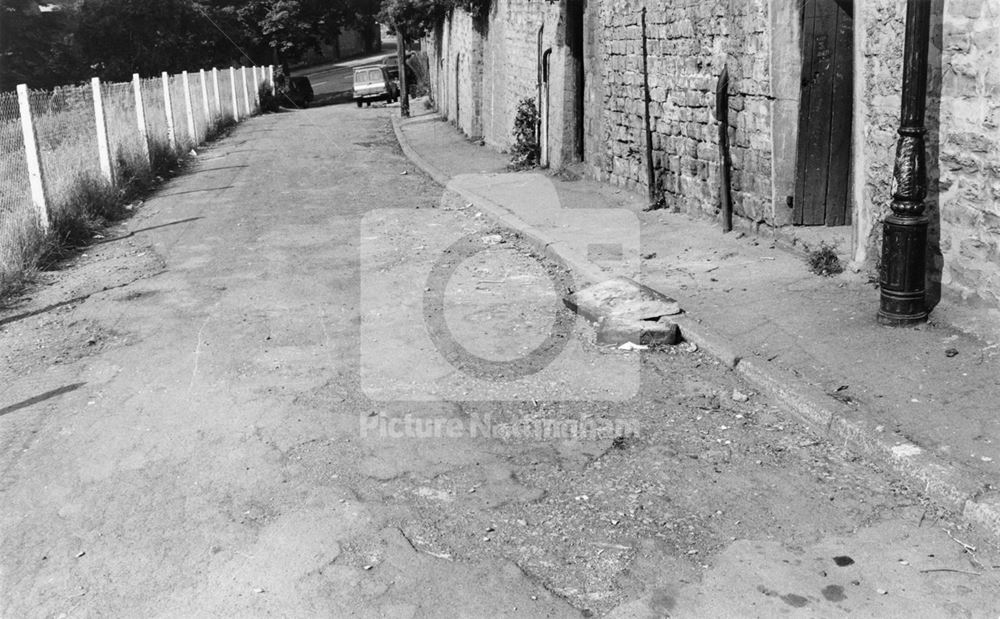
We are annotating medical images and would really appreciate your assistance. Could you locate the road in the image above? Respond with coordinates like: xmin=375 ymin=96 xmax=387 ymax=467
xmin=1 ymin=100 xmax=1000 ymax=617
xmin=298 ymin=41 xmax=398 ymax=106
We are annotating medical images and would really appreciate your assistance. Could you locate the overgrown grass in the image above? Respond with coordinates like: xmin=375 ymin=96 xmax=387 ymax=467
xmin=0 ymin=105 xmax=242 ymax=303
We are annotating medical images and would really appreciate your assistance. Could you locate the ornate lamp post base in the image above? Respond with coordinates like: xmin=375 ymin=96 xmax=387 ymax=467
xmin=878 ymin=214 xmax=928 ymax=326
xmin=877 ymin=0 xmax=931 ymax=327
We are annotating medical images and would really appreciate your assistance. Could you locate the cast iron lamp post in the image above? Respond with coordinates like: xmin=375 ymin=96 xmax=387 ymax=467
xmin=878 ymin=0 xmax=932 ymax=325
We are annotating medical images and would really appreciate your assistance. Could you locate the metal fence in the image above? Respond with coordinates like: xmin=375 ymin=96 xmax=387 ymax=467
xmin=0 ymin=64 xmax=273 ymax=292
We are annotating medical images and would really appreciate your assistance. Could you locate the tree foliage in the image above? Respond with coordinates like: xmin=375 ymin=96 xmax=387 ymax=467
xmin=1 ymin=0 xmax=385 ymax=90
xmin=74 ymin=0 xmax=222 ymax=81
xmin=0 ymin=0 xmax=80 ymax=90
xmin=377 ymin=0 xmax=449 ymax=38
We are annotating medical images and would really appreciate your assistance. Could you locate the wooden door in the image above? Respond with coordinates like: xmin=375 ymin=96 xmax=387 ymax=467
xmin=794 ymin=0 xmax=853 ymax=226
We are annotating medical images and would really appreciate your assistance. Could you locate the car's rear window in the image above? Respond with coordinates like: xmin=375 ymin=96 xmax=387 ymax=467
xmin=355 ymin=69 xmax=381 ymax=83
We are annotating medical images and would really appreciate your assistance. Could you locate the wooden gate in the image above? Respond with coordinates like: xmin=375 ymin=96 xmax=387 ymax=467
xmin=794 ymin=0 xmax=853 ymax=226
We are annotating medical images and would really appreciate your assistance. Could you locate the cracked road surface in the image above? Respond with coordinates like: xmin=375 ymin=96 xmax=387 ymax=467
xmin=2 ymin=103 xmax=1000 ymax=617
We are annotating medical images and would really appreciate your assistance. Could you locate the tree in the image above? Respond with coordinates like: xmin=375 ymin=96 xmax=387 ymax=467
xmin=378 ymin=0 xmax=450 ymax=117
xmin=378 ymin=0 xmax=450 ymax=40
xmin=75 ymin=0 xmax=221 ymax=81
xmin=0 ymin=0 xmax=79 ymax=90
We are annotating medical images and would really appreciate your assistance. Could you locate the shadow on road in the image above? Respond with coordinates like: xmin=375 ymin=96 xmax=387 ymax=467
xmin=0 ymin=383 xmax=86 ymax=417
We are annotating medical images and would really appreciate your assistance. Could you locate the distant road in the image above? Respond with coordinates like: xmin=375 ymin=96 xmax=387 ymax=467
xmin=300 ymin=40 xmax=398 ymax=106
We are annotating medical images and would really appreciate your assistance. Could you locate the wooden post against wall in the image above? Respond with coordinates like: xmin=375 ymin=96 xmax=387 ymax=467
xmin=640 ymin=8 xmax=655 ymax=205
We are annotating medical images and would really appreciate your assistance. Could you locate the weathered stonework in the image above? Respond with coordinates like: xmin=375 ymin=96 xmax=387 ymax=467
xmin=426 ymin=0 xmax=1000 ymax=316
xmin=427 ymin=0 xmax=571 ymax=163
xmin=586 ymin=0 xmax=773 ymax=223
xmin=857 ymin=0 xmax=1000 ymax=310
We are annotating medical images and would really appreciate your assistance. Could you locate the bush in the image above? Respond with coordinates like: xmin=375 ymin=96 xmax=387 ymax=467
xmin=509 ymin=97 xmax=539 ymax=170
xmin=258 ymin=83 xmax=281 ymax=113
xmin=805 ymin=241 xmax=844 ymax=277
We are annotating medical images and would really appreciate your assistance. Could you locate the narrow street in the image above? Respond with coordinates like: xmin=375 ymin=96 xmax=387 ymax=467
xmin=1 ymin=102 xmax=999 ymax=617
xmin=300 ymin=40 xmax=398 ymax=106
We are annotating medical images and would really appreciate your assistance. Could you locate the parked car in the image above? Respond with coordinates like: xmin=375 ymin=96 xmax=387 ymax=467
xmin=353 ymin=66 xmax=398 ymax=107
xmin=285 ymin=76 xmax=314 ymax=108
xmin=379 ymin=52 xmax=414 ymax=84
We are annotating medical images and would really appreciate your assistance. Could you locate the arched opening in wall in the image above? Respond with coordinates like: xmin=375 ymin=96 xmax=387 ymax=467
xmin=540 ymin=48 xmax=552 ymax=168
xmin=793 ymin=0 xmax=854 ymax=226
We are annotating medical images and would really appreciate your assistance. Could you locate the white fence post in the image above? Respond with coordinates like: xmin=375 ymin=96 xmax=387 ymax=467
xmin=241 ymin=66 xmax=251 ymax=116
xmin=199 ymin=69 xmax=211 ymax=127
xmin=16 ymin=84 xmax=49 ymax=232
xmin=252 ymin=66 xmax=260 ymax=109
xmin=269 ymin=65 xmax=275 ymax=96
xmin=162 ymin=71 xmax=176 ymax=151
xmin=91 ymin=77 xmax=114 ymax=186
xmin=212 ymin=67 xmax=221 ymax=117
xmin=132 ymin=73 xmax=150 ymax=166
xmin=229 ymin=67 xmax=240 ymax=122
xmin=182 ymin=70 xmax=196 ymax=145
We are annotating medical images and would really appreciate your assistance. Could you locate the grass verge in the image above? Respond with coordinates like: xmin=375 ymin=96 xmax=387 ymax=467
xmin=0 ymin=115 xmax=238 ymax=305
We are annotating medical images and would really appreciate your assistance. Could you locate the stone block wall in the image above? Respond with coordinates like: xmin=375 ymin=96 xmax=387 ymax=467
xmin=856 ymin=0 xmax=1000 ymax=310
xmin=586 ymin=0 xmax=774 ymax=222
xmin=426 ymin=0 xmax=565 ymax=155
xmin=426 ymin=0 xmax=1000 ymax=313
xmin=936 ymin=0 xmax=1000 ymax=307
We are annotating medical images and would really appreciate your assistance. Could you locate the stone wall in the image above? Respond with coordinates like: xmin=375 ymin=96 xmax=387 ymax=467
xmin=429 ymin=0 xmax=777 ymax=223
xmin=426 ymin=0 xmax=579 ymax=166
xmin=427 ymin=0 xmax=1000 ymax=313
xmin=936 ymin=0 xmax=1000 ymax=307
xmin=856 ymin=0 xmax=1000 ymax=309
xmin=587 ymin=0 xmax=773 ymax=222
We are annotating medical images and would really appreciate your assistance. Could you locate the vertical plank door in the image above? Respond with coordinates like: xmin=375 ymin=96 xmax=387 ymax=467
xmin=795 ymin=0 xmax=854 ymax=226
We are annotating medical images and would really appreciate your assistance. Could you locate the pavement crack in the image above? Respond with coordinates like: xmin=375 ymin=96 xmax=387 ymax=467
xmin=188 ymin=301 xmax=222 ymax=394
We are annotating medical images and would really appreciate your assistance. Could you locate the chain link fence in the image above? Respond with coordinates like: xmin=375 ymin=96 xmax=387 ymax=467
xmin=0 ymin=91 xmax=38 ymax=290
xmin=0 ymin=65 xmax=272 ymax=294
xmin=140 ymin=76 xmax=169 ymax=158
xmin=29 ymin=85 xmax=102 ymax=220
xmin=101 ymin=80 xmax=146 ymax=183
